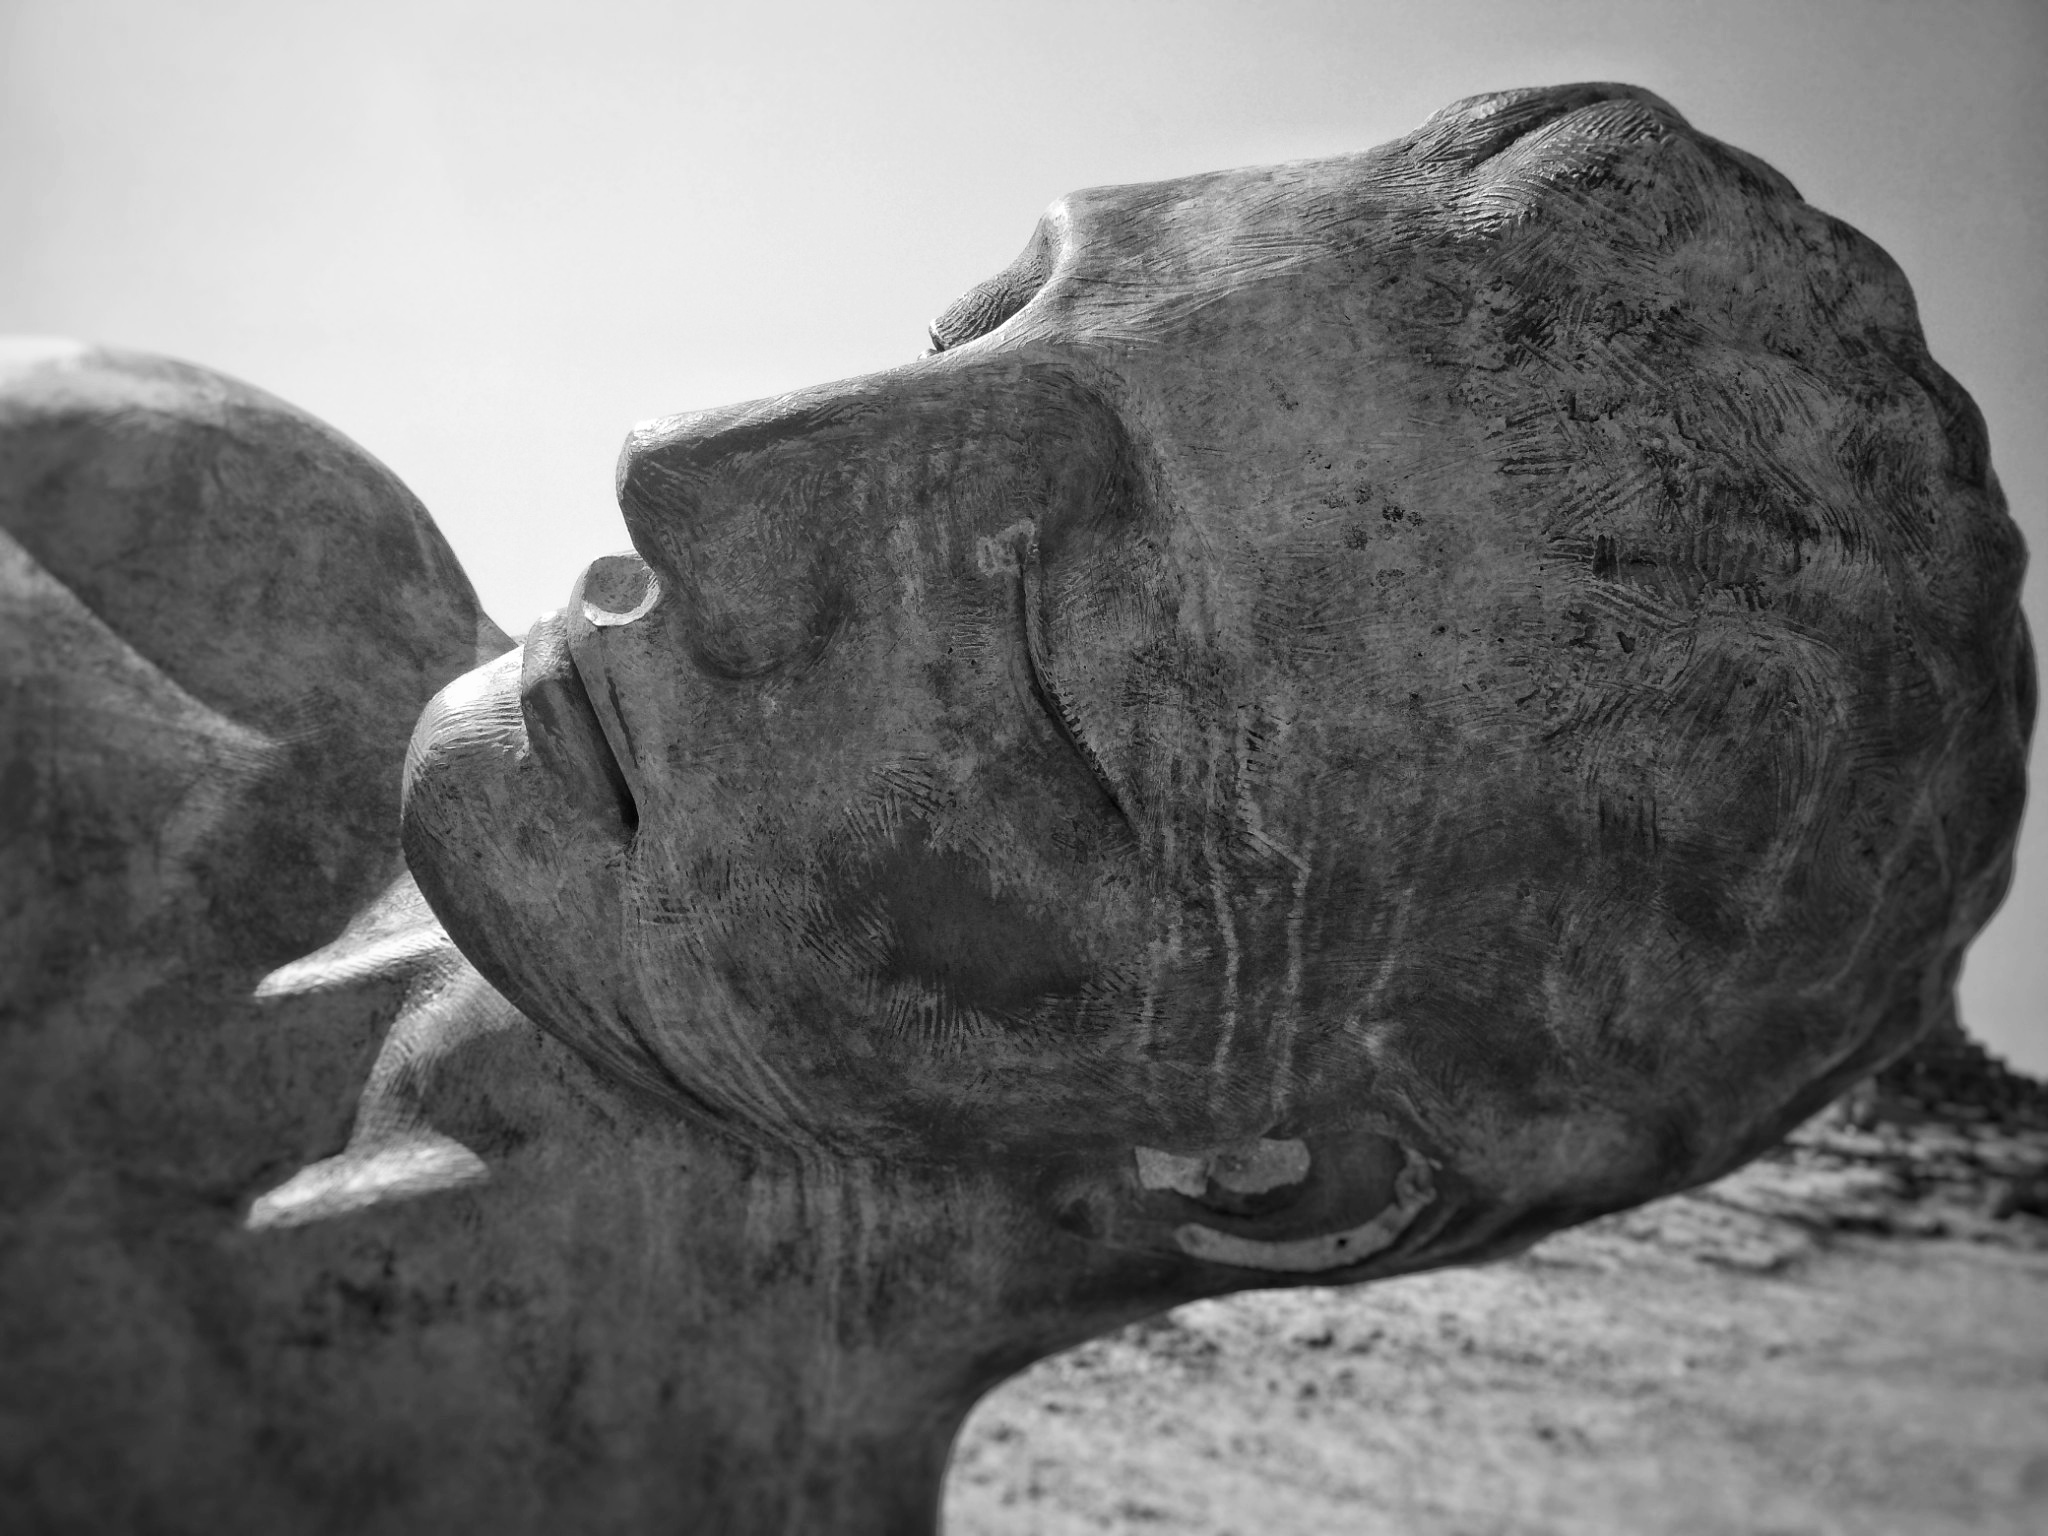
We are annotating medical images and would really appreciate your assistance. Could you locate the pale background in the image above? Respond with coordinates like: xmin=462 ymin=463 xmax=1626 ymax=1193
xmin=4 ymin=0 xmax=2042 ymax=1070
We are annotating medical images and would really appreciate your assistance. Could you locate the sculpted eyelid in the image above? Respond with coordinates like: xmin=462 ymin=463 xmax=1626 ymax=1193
xmin=926 ymin=219 xmax=1058 ymax=354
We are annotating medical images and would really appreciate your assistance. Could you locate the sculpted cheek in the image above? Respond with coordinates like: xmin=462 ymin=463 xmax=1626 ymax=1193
xmin=846 ymin=828 xmax=1093 ymax=1027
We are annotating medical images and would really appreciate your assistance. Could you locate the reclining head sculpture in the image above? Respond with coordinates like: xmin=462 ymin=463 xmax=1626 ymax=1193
xmin=1 ymin=84 xmax=2031 ymax=1532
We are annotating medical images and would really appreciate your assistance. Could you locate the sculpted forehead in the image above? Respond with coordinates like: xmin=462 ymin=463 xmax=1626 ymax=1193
xmin=961 ymin=83 xmax=1777 ymax=359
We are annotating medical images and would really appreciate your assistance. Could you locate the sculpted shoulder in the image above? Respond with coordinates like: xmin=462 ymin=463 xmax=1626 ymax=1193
xmin=0 ymin=339 xmax=509 ymax=980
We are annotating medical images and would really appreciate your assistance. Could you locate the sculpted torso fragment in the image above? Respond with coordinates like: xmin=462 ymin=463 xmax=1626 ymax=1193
xmin=1 ymin=85 xmax=2031 ymax=1533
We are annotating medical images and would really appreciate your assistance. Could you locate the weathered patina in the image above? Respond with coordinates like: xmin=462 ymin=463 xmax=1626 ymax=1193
xmin=2 ymin=85 xmax=2031 ymax=1533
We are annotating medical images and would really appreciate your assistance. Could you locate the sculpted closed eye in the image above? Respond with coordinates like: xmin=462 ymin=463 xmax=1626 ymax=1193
xmin=926 ymin=217 xmax=1057 ymax=353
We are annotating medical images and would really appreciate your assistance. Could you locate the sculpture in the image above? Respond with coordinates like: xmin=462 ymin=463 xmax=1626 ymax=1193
xmin=1 ymin=83 xmax=2030 ymax=1533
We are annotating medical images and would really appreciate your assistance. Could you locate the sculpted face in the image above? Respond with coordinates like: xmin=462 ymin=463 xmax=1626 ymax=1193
xmin=403 ymin=85 xmax=2028 ymax=1264
xmin=6 ymin=83 xmax=2026 ymax=1534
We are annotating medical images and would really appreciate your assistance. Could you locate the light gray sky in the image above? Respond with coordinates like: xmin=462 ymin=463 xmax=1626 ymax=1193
xmin=6 ymin=0 xmax=2043 ymax=1069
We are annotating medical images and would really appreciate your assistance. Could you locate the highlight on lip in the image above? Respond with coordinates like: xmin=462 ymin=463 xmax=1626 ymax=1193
xmin=520 ymin=608 xmax=639 ymax=834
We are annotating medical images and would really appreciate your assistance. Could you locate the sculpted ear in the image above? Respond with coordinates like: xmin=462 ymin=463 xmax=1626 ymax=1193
xmin=246 ymin=873 xmax=522 ymax=1230
xmin=1044 ymin=1129 xmax=1455 ymax=1284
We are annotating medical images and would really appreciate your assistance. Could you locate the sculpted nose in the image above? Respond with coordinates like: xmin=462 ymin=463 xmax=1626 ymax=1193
xmin=615 ymin=393 xmax=867 ymax=568
xmin=576 ymin=550 xmax=661 ymax=630
xmin=612 ymin=390 xmax=869 ymax=683
xmin=614 ymin=408 xmax=724 ymax=575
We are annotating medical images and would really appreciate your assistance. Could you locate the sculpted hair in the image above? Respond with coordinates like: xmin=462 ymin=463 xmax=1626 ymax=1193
xmin=1281 ymin=85 xmax=2033 ymax=1160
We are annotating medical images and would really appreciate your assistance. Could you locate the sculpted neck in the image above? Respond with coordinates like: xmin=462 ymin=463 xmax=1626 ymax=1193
xmin=238 ymin=923 xmax=1176 ymax=1536
xmin=287 ymin=1121 xmax=1148 ymax=1533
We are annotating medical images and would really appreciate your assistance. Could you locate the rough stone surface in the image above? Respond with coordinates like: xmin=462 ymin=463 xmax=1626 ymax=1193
xmin=947 ymin=1068 xmax=2048 ymax=1535
xmin=1 ymin=83 xmax=2033 ymax=1534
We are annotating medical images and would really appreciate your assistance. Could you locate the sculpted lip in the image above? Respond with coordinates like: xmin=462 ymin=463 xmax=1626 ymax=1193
xmin=519 ymin=607 xmax=638 ymax=835
xmin=564 ymin=551 xmax=664 ymax=803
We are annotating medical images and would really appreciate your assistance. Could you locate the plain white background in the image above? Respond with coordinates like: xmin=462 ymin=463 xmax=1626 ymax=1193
xmin=5 ymin=0 xmax=2042 ymax=1069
